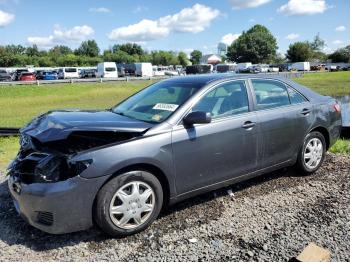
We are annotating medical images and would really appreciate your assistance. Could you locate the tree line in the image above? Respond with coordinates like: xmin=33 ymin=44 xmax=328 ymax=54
xmin=0 ymin=25 xmax=349 ymax=68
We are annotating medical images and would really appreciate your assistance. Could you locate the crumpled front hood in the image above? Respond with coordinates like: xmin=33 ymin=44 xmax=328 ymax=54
xmin=21 ymin=109 xmax=153 ymax=142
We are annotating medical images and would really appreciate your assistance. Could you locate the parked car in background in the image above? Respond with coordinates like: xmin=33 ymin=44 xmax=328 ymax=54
xmin=97 ymin=62 xmax=118 ymax=78
xmin=35 ymin=70 xmax=46 ymax=80
xmin=14 ymin=69 xmax=29 ymax=81
xmin=8 ymin=75 xmax=341 ymax=237
xmin=81 ymin=69 xmax=97 ymax=78
xmin=216 ymin=64 xmax=236 ymax=73
xmin=186 ymin=65 xmax=213 ymax=75
xmin=0 ymin=69 xmax=12 ymax=81
xmin=124 ymin=63 xmax=136 ymax=76
xmin=43 ymin=71 xmax=58 ymax=80
xmin=116 ymin=64 xmax=126 ymax=77
xmin=19 ymin=72 xmax=36 ymax=81
xmin=236 ymin=63 xmax=252 ymax=73
xmin=135 ymin=63 xmax=153 ymax=77
xmin=58 ymin=67 xmax=79 ymax=79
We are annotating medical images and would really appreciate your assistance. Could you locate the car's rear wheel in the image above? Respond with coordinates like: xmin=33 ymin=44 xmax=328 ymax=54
xmin=296 ymin=131 xmax=326 ymax=174
xmin=94 ymin=171 xmax=163 ymax=237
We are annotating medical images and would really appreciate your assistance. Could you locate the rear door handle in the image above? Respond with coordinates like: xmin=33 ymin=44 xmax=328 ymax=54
xmin=242 ymin=121 xmax=256 ymax=129
xmin=301 ymin=108 xmax=311 ymax=115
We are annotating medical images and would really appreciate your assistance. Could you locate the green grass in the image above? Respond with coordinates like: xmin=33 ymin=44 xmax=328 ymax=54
xmin=329 ymin=139 xmax=350 ymax=155
xmin=0 ymin=80 xmax=155 ymax=127
xmin=294 ymin=71 xmax=350 ymax=96
xmin=0 ymin=137 xmax=19 ymax=174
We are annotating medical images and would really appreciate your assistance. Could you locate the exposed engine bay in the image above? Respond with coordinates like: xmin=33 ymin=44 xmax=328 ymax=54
xmin=8 ymin=131 xmax=142 ymax=184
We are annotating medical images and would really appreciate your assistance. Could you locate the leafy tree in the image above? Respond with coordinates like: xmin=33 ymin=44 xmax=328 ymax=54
xmin=26 ymin=45 xmax=40 ymax=57
xmin=177 ymin=51 xmax=190 ymax=67
xmin=5 ymin=44 xmax=26 ymax=55
xmin=226 ymin=24 xmax=277 ymax=63
xmin=151 ymin=51 xmax=179 ymax=66
xmin=286 ymin=42 xmax=313 ymax=62
xmin=328 ymin=45 xmax=350 ymax=63
xmin=190 ymin=50 xmax=202 ymax=65
xmin=309 ymin=33 xmax=326 ymax=52
xmin=49 ymin=45 xmax=73 ymax=55
xmin=112 ymin=43 xmax=144 ymax=56
xmin=75 ymin=40 xmax=100 ymax=57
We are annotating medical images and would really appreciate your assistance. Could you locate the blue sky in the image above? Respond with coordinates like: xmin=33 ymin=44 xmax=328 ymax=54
xmin=0 ymin=0 xmax=349 ymax=55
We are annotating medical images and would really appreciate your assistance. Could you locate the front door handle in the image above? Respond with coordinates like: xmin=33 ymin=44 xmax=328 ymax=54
xmin=301 ymin=108 xmax=311 ymax=115
xmin=242 ymin=121 xmax=256 ymax=129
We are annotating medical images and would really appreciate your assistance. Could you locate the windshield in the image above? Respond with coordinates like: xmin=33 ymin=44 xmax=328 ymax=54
xmin=112 ymin=81 xmax=202 ymax=123
xmin=106 ymin=67 xmax=116 ymax=72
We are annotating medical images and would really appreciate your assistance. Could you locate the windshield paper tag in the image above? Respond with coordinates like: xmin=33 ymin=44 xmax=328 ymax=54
xmin=153 ymin=103 xmax=179 ymax=112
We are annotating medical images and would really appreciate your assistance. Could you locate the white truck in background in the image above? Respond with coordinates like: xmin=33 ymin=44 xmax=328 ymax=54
xmin=97 ymin=62 xmax=118 ymax=78
xmin=135 ymin=63 xmax=153 ymax=77
xmin=290 ymin=62 xmax=310 ymax=71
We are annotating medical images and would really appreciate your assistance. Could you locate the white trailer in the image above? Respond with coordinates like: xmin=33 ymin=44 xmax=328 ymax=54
xmin=97 ymin=62 xmax=118 ymax=78
xmin=135 ymin=63 xmax=153 ymax=77
xmin=290 ymin=62 xmax=310 ymax=71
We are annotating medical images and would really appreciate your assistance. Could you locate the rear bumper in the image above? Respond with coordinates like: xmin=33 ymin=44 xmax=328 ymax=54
xmin=8 ymin=174 xmax=108 ymax=234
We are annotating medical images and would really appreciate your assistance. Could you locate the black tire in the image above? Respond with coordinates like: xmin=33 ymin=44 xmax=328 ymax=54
xmin=94 ymin=170 xmax=163 ymax=237
xmin=296 ymin=131 xmax=326 ymax=174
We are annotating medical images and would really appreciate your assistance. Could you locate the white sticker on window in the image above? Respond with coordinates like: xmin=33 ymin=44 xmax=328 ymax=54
xmin=153 ymin=103 xmax=179 ymax=112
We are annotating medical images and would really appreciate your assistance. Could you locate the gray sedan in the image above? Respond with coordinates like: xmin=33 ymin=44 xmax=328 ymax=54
xmin=8 ymin=74 xmax=342 ymax=236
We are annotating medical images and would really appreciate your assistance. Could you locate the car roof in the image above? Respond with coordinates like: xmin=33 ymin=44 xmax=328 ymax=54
xmin=162 ymin=73 xmax=290 ymax=85
xmin=162 ymin=73 xmax=326 ymax=101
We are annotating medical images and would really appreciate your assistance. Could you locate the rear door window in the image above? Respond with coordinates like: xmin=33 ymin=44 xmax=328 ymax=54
xmin=251 ymin=79 xmax=290 ymax=110
xmin=288 ymin=87 xmax=308 ymax=104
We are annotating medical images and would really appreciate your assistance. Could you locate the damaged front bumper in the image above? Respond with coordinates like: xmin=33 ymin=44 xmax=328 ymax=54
xmin=7 ymin=135 xmax=109 ymax=234
xmin=8 ymin=174 xmax=107 ymax=234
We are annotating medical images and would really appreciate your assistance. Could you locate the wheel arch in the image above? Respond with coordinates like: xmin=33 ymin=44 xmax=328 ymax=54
xmin=310 ymin=126 xmax=330 ymax=149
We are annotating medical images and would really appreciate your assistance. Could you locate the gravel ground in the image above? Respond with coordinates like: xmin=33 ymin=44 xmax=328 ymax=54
xmin=0 ymin=153 xmax=349 ymax=262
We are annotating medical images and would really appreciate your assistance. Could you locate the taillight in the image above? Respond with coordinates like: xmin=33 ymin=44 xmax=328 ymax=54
xmin=333 ymin=103 xmax=341 ymax=113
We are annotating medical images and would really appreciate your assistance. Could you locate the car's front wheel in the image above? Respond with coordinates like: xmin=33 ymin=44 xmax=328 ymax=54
xmin=296 ymin=131 xmax=326 ymax=174
xmin=94 ymin=171 xmax=163 ymax=237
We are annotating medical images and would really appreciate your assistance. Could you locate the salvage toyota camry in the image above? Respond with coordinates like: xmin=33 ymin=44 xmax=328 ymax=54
xmin=8 ymin=74 xmax=342 ymax=236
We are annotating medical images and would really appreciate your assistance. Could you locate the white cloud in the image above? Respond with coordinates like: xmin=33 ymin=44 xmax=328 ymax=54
xmin=27 ymin=25 xmax=94 ymax=47
xmin=0 ymin=9 xmax=14 ymax=27
xmin=133 ymin=5 xmax=148 ymax=13
xmin=108 ymin=19 xmax=169 ymax=42
xmin=221 ymin=33 xmax=241 ymax=45
xmin=332 ymin=40 xmax=343 ymax=45
xmin=229 ymin=0 xmax=271 ymax=9
xmin=249 ymin=18 xmax=256 ymax=23
xmin=89 ymin=7 xmax=111 ymax=13
xmin=108 ymin=4 xmax=220 ymax=42
xmin=285 ymin=33 xmax=300 ymax=40
xmin=335 ymin=25 xmax=346 ymax=32
xmin=158 ymin=4 xmax=220 ymax=33
xmin=278 ymin=0 xmax=328 ymax=16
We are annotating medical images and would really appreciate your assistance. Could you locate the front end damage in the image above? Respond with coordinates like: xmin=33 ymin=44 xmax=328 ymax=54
xmin=7 ymin=131 xmax=142 ymax=233
xmin=8 ymin=131 xmax=141 ymax=185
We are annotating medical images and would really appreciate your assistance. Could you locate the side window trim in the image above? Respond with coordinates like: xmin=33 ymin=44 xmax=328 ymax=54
xmin=286 ymin=84 xmax=310 ymax=103
xmin=249 ymin=78 xmax=300 ymax=112
xmin=176 ymin=79 xmax=252 ymax=126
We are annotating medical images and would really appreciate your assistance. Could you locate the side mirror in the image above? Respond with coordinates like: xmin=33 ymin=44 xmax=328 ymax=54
xmin=183 ymin=111 xmax=212 ymax=126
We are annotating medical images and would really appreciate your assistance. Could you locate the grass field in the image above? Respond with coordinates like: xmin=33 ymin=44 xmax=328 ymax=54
xmin=0 ymin=80 xmax=155 ymax=127
xmin=294 ymin=71 xmax=350 ymax=96
xmin=0 ymin=72 xmax=349 ymax=173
